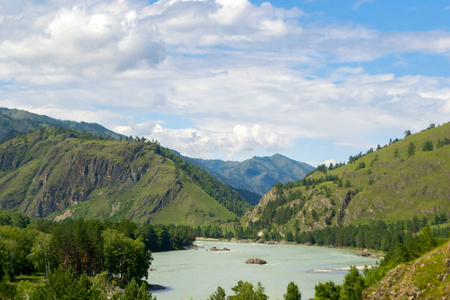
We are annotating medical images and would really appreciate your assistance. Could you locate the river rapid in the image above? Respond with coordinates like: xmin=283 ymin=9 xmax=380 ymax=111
xmin=147 ymin=240 xmax=379 ymax=300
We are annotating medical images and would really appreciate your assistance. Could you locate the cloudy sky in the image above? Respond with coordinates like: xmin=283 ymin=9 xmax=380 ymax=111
xmin=1 ymin=0 xmax=449 ymax=165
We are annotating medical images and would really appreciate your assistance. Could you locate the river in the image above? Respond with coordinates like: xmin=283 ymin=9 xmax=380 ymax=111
xmin=147 ymin=240 xmax=379 ymax=300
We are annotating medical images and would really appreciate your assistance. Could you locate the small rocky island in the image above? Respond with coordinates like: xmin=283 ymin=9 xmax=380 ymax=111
xmin=209 ymin=246 xmax=231 ymax=251
xmin=245 ymin=258 xmax=267 ymax=265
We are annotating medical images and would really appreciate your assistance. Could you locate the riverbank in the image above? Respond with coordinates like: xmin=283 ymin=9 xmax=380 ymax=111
xmin=195 ymin=237 xmax=385 ymax=258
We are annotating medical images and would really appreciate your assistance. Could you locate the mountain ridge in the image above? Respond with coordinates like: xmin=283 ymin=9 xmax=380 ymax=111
xmin=0 ymin=107 xmax=124 ymax=141
xmin=1 ymin=107 xmax=313 ymax=206
xmin=174 ymin=151 xmax=315 ymax=204
xmin=0 ymin=127 xmax=249 ymax=225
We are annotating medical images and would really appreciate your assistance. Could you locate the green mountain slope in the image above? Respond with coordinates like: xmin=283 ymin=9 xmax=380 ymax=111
xmin=0 ymin=128 xmax=248 ymax=225
xmin=244 ymin=123 xmax=450 ymax=231
xmin=0 ymin=107 xmax=124 ymax=141
xmin=177 ymin=153 xmax=314 ymax=202
xmin=364 ymin=240 xmax=450 ymax=299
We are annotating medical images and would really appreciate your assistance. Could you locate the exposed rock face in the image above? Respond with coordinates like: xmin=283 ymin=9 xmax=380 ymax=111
xmin=19 ymin=143 xmax=151 ymax=217
xmin=0 ymin=131 xmax=238 ymax=225
xmin=243 ymin=189 xmax=276 ymax=223
xmin=245 ymin=258 xmax=267 ymax=265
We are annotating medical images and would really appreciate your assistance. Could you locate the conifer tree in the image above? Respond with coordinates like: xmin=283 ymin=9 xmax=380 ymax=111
xmin=284 ymin=281 xmax=301 ymax=300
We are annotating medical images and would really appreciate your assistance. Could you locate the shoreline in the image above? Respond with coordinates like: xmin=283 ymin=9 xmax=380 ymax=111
xmin=194 ymin=237 xmax=385 ymax=258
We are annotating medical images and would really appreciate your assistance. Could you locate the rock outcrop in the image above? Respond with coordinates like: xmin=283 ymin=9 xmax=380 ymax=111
xmin=357 ymin=249 xmax=372 ymax=257
xmin=209 ymin=246 xmax=230 ymax=251
xmin=245 ymin=258 xmax=267 ymax=265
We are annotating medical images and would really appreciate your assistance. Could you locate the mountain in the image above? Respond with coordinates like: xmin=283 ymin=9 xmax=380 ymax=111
xmin=0 ymin=127 xmax=250 ymax=225
xmin=0 ymin=107 xmax=124 ymax=141
xmin=244 ymin=122 xmax=450 ymax=232
xmin=364 ymin=240 xmax=450 ymax=299
xmin=176 ymin=153 xmax=315 ymax=204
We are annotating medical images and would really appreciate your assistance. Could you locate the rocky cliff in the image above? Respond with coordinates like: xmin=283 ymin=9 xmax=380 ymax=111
xmin=0 ymin=128 xmax=240 ymax=225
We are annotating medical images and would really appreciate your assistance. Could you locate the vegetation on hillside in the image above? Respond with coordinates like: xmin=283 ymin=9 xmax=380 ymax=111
xmin=364 ymin=240 xmax=450 ymax=299
xmin=313 ymin=224 xmax=447 ymax=300
xmin=242 ymin=122 xmax=450 ymax=237
xmin=0 ymin=127 xmax=249 ymax=224
xmin=157 ymin=146 xmax=250 ymax=216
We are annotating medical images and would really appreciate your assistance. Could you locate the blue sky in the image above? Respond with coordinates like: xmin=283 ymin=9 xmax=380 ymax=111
xmin=1 ymin=0 xmax=449 ymax=166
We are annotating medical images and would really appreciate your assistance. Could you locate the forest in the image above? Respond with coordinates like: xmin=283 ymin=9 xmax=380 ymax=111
xmin=0 ymin=211 xmax=195 ymax=299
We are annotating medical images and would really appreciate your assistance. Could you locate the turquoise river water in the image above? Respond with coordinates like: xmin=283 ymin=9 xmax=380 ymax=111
xmin=147 ymin=240 xmax=379 ymax=300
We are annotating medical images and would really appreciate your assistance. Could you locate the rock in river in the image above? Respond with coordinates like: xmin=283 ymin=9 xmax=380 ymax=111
xmin=245 ymin=258 xmax=267 ymax=265
xmin=209 ymin=246 xmax=231 ymax=251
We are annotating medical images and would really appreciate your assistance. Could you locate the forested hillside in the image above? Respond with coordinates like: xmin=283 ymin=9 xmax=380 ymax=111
xmin=0 ymin=127 xmax=250 ymax=225
xmin=242 ymin=122 xmax=450 ymax=235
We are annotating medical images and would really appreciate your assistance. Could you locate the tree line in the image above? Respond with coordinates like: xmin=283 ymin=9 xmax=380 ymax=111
xmin=0 ymin=211 xmax=195 ymax=299
xmin=197 ymin=214 xmax=448 ymax=249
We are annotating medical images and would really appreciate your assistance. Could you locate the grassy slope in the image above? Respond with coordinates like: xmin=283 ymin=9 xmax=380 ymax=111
xmin=364 ymin=240 xmax=450 ymax=299
xmin=333 ymin=123 xmax=450 ymax=223
xmin=0 ymin=129 xmax=236 ymax=225
xmin=245 ymin=123 xmax=450 ymax=230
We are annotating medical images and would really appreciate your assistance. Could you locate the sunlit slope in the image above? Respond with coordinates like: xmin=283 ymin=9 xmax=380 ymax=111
xmin=0 ymin=128 xmax=240 ymax=225
xmin=245 ymin=123 xmax=450 ymax=230
xmin=364 ymin=240 xmax=450 ymax=299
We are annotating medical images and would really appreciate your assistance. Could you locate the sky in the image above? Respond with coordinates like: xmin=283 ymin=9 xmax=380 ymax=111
xmin=1 ymin=0 xmax=449 ymax=166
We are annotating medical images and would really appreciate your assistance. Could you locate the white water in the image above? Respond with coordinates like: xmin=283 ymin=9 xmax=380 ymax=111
xmin=147 ymin=240 xmax=379 ymax=300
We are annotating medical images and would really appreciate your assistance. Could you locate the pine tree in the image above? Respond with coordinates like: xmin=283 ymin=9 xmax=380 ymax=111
xmin=408 ymin=142 xmax=416 ymax=157
xmin=208 ymin=286 xmax=226 ymax=300
xmin=340 ymin=266 xmax=365 ymax=300
xmin=315 ymin=281 xmax=340 ymax=300
xmin=284 ymin=281 xmax=301 ymax=300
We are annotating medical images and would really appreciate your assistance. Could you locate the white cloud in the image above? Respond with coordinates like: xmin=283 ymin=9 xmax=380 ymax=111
xmin=322 ymin=159 xmax=336 ymax=167
xmin=1 ymin=0 xmax=450 ymax=161
xmin=0 ymin=1 xmax=166 ymax=80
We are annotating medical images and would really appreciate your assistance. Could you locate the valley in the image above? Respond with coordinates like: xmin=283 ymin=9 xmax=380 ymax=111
xmin=0 ymin=109 xmax=449 ymax=299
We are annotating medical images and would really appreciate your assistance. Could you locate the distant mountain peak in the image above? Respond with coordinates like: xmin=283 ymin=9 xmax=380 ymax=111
xmin=174 ymin=152 xmax=315 ymax=204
